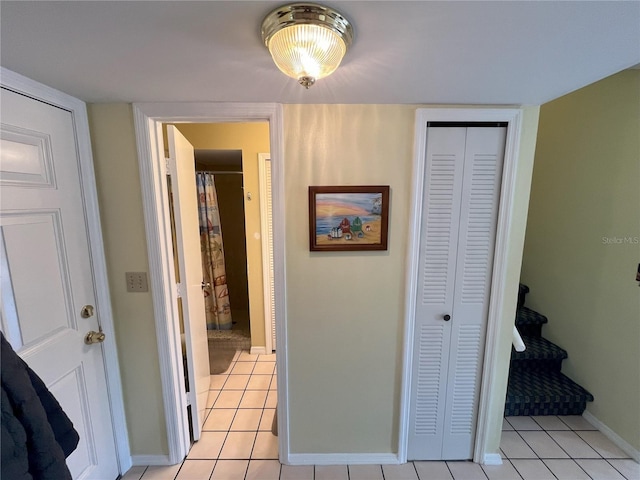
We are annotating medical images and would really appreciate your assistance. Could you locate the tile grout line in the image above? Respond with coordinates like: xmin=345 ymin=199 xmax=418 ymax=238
xmin=225 ymin=357 xmax=255 ymax=461
xmin=604 ymin=457 xmax=636 ymax=480
xmin=547 ymin=427 xmax=603 ymax=461
xmin=539 ymin=457 xmax=590 ymax=480
xmin=527 ymin=428 xmax=571 ymax=461
xmin=443 ymin=461 xmax=454 ymax=480
xmin=209 ymin=355 xmax=249 ymax=465
xmin=245 ymin=384 xmax=260 ymax=463
xmin=480 ymin=458 xmax=524 ymax=480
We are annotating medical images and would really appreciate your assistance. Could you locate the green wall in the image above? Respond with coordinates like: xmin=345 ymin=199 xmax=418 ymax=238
xmin=521 ymin=70 xmax=640 ymax=452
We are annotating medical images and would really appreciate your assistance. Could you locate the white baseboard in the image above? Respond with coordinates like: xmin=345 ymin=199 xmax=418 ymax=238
xmin=482 ymin=453 xmax=503 ymax=465
xmin=582 ymin=411 xmax=640 ymax=462
xmin=131 ymin=454 xmax=173 ymax=466
xmin=250 ymin=346 xmax=267 ymax=355
xmin=287 ymin=453 xmax=400 ymax=466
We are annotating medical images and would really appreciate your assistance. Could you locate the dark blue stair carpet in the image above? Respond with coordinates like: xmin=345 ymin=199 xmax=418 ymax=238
xmin=518 ymin=283 xmax=530 ymax=309
xmin=515 ymin=307 xmax=548 ymax=337
xmin=511 ymin=336 xmax=568 ymax=372
xmin=505 ymin=369 xmax=594 ymax=416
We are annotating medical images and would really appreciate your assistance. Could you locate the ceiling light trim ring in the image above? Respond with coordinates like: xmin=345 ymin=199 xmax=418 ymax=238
xmin=261 ymin=3 xmax=354 ymax=50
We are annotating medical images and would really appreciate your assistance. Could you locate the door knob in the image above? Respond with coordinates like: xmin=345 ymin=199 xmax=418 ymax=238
xmin=201 ymin=281 xmax=211 ymax=289
xmin=443 ymin=314 xmax=451 ymax=321
xmin=85 ymin=327 xmax=105 ymax=345
xmin=80 ymin=305 xmax=95 ymax=318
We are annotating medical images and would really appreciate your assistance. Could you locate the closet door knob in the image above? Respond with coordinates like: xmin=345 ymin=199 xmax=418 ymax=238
xmin=443 ymin=314 xmax=451 ymax=321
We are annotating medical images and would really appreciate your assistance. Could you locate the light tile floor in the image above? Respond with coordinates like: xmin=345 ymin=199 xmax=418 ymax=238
xmin=121 ymin=351 xmax=639 ymax=479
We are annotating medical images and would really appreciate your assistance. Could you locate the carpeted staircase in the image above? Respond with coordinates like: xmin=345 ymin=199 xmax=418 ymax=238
xmin=505 ymin=284 xmax=594 ymax=416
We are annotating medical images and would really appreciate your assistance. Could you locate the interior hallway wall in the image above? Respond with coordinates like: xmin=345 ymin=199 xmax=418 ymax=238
xmin=521 ymin=70 xmax=640 ymax=452
xmin=282 ymin=104 xmax=540 ymax=456
xmin=87 ymin=103 xmax=168 ymax=457
xmin=86 ymin=103 xmax=539 ymax=459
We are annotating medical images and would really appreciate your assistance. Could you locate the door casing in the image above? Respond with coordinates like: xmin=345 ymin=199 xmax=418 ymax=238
xmin=132 ymin=103 xmax=288 ymax=464
xmin=0 ymin=67 xmax=131 ymax=474
xmin=399 ymin=108 xmax=523 ymax=465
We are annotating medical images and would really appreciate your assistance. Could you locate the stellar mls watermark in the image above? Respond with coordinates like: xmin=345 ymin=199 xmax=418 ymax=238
xmin=601 ymin=236 xmax=639 ymax=245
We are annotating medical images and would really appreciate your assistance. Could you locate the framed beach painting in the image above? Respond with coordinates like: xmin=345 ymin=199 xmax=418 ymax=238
xmin=309 ymin=185 xmax=390 ymax=251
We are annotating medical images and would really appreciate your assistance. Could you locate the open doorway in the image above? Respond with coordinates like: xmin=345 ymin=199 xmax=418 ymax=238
xmin=133 ymin=102 xmax=287 ymax=464
xmin=195 ymin=150 xmax=252 ymax=353
xmin=170 ymin=122 xmax=273 ymax=351
xmin=163 ymin=120 xmax=278 ymax=460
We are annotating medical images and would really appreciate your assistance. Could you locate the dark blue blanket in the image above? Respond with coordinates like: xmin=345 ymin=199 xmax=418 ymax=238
xmin=1 ymin=332 xmax=79 ymax=480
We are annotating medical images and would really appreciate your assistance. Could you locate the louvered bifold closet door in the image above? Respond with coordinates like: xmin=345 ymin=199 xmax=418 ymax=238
xmin=441 ymin=127 xmax=505 ymax=459
xmin=408 ymin=126 xmax=506 ymax=461
xmin=408 ymin=127 xmax=467 ymax=460
xmin=265 ymin=159 xmax=276 ymax=350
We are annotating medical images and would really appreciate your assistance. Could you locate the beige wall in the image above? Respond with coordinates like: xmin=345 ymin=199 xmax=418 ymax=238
xmin=87 ymin=103 xmax=539 ymax=459
xmin=521 ymin=70 xmax=640 ymax=451
xmin=174 ymin=123 xmax=270 ymax=348
xmin=284 ymin=105 xmax=415 ymax=453
xmin=87 ymin=104 xmax=168 ymax=456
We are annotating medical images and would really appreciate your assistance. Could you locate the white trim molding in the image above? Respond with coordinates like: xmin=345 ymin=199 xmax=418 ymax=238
xmin=288 ymin=453 xmax=400 ymax=466
xmin=250 ymin=346 xmax=268 ymax=356
xmin=582 ymin=411 xmax=640 ymax=462
xmin=131 ymin=455 xmax=172 ymax=467
xmin=0 ymin=67 xmax=132 ymax=474
xmin=399 ymin=108 xmax=523 ymax=464
xmin=482 ymin=453 xmax=503 ymax=465
xmin=132 ymin=103 xmax=289 ymax=464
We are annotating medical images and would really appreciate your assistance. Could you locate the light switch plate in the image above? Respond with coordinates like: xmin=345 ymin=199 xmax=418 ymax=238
xmin=125 ymin=272 xmax=149 ymax=292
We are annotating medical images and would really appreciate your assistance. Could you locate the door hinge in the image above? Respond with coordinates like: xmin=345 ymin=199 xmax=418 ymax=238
xmin=165 ymin=157 xmax=171 ymax=174
xmin=176 ymin=283 xmax=185 ymax=298
xmin=185 ymin=390 xmax=193 ymax=407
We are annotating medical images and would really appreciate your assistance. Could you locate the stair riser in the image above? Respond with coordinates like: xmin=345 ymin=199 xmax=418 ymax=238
xmin=516 ymin=324 xmax=543 ymax=337
xmin=510 ymin=360 xmax=564 ymax=372
xmin=505 ymin=401 xmax=588 ymax=417
xmin=518 ymin=289 xmax=529 ymax=309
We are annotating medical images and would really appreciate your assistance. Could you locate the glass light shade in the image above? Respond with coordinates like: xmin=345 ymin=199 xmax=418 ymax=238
xmin=267 ymin=24 xmax=347 ymax=86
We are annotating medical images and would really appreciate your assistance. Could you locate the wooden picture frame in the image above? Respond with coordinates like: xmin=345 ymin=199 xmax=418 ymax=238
xmin=309 ymin=185 xmax=390 ymax=251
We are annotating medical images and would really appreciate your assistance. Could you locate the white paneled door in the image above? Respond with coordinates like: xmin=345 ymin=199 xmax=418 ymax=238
xmin=0 ymin=88 xmax=119 ymax=478
xmin=408 ymin=126 xmax=506 ymax=460
xmin=166 ymin=125 xmax=210 ymax=441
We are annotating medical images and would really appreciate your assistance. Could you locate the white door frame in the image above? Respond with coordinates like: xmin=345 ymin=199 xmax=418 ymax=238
xmin=399 ymin=108 xmax=523 ymax=465
xmin=132 ymin=103 xmax=289 ymax=464
xmin=0 ymin=67 xmax=132 ymax=474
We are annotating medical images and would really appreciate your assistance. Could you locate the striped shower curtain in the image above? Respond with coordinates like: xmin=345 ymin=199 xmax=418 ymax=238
xmin=196 ymin=172 xmax=233 ymax=330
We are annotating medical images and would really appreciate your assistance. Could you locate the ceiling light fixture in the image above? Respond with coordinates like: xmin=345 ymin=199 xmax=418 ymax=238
xmin=261 ymin=3 xmax=354 ymax=89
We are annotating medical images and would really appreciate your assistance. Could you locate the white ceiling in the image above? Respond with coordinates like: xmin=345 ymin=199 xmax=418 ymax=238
xmin=1 ymin=1 xmax=639 ymax=105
